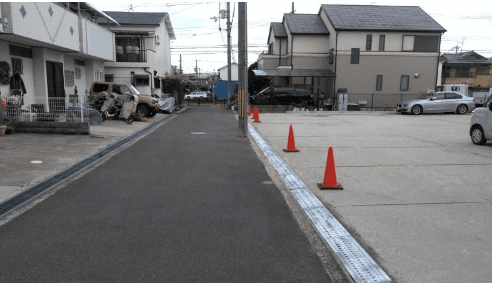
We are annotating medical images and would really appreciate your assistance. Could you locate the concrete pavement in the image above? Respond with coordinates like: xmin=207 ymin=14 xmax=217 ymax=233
xmin=250 ymin=110 xmax=491 ymax=283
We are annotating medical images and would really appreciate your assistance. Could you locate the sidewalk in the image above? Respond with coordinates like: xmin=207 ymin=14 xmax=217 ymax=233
xmin=0 ymin=113 xmax=174 ymax=204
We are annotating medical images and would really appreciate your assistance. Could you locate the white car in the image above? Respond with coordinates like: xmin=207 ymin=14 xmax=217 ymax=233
xmin=470 ymin=95 xmax=492 ymax=145
xmin=185 ymin=91 xmax=208 ymax=100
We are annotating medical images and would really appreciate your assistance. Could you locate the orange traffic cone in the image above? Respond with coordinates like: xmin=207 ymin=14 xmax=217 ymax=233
xmin=283 ymin=125 xmax=299 ymax=152
xmin=253 ymin=107 xmax=261 ymax=123
xmin=248 ymin=105 xmax=251 ymax=116
xmin=318 ymin=147 xmax=343 ymax=190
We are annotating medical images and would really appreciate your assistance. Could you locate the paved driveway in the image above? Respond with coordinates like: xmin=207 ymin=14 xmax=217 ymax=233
xmin=251 ymin=111 xmax=491 ymax=283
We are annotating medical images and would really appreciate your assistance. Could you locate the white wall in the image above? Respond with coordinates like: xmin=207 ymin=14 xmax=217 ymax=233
xmin=10 ymin=3 xmax=79 ymax=52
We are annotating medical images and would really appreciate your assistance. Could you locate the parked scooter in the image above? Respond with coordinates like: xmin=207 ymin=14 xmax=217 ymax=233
xmin=120 ymin=92 xmax=138 ymax=124
xmin=99 ymin=92 xmax=138 ymax=124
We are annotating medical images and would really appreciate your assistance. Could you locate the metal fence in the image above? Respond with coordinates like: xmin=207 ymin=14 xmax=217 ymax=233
xmin=1 ymin=95 xmax=102 ymax=124
xmin=338 ymin=93 xmax=422 ymax=111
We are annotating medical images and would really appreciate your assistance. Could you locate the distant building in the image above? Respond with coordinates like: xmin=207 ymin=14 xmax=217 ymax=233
xmin=256 ymin=4 xmax=447 ymax=108
xmin=214 ymin=63 xmax=238 ymax=98
xmin=96 ymin=11 xmax=175 ymax=97
xmin=440 ymin=51 xmax=492 ymax=95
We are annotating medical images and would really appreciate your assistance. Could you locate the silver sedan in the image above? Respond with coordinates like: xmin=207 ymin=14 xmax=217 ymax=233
xmin=396 ymin=92 xmax=476 ymax=115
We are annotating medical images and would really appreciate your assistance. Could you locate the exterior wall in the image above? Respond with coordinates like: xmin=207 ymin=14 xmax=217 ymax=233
xmin=80 ymin=16 xmax=114 ymax=61
xmin=7 ymin=2 xmax=79 ymax=52
xmin=443 ymin=67 xmax=492 ymax=89
xmin=292 ymin=35 xmax=328 ymax=53
xmin=0 ymin=41 xmax=34 ymax=101
xmin=219 ymin=64 xmax=239 ymax=81
xmin=335 ymin=53 xmax=439 ymax=94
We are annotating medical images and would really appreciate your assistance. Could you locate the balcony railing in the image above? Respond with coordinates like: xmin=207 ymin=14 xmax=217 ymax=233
xmin=116 ymin=48 xmax=147 ymax=63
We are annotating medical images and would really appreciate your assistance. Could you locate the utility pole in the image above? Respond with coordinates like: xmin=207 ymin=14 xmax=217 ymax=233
xmin=238 ymin=2 xmax=248 ymax=136
xmin=180 ymin=54 xmax=182 ymax=79
xmin=226 ymin=2 xmax=232 ymax=108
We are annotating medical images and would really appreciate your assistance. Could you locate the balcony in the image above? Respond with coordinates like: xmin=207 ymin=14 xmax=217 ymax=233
xmin=116 ymin=47 xmax=147 ymax=62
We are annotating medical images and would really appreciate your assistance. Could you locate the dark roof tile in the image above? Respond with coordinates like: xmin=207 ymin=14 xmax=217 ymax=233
xmin=321 ymin=5 xmax=446 ymax=32
xmin=99 ymin=11 xmax=168 ymax=25
xmin=283 ymin=13 xmax=329 ymax=35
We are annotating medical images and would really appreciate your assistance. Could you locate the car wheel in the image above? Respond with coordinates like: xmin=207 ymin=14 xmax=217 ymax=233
xmin=471 ymin=125 xmax=486 ymax=145
xmin=136 ymin=104 xmax=149 ymax=118
xmin=411 ymin=104 xmax=423 ymax=115
xmin=456 ymin=104 xmax=468 ymax=114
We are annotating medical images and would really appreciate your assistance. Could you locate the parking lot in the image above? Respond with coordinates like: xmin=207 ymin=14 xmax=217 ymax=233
xmin=250 ymin=111 xmax=491 ymax=283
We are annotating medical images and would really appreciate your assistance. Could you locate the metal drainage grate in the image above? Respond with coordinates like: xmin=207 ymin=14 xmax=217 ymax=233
xmin=0 ymin=115 xmax=175 ymax=219
xmin=249 ymin=124 xmax=392 ymax=283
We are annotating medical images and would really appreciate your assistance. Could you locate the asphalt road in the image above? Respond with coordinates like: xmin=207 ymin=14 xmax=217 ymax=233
xmin=0 ymin=107 xmax=348 ymax=282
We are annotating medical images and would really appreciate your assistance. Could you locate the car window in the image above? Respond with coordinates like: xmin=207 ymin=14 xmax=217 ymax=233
xmin=446 ymin=93 xmax=462 ymax=99
xmin=435 ymin=93 xmax=445 ymax=100
xmin=113 ymin=85 xmax=123 ymax=94
xmin=93 ymin=83 xmax=109 ymax=93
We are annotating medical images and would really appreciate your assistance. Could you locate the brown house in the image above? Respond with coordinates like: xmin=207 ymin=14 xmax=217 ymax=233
xmin=440 ymin=51 xmax=492 ymax=93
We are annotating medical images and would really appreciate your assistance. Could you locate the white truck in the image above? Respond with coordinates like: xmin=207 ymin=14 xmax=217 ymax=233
xmin=472 ymin=88 xmax=492 ymax=107
xmin=436 ymin=83 xmax=468 ymax=96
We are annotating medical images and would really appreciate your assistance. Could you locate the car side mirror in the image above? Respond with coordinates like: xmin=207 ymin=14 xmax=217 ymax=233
xmin=430 ymin=97 xmax=436 ymax=100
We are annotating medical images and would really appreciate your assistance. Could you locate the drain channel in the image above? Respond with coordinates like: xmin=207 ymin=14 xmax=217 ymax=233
xmin=249 ymin=124 xmax=392 ymax=283
xmin=0 ymin=115 xmax=175 ymax=219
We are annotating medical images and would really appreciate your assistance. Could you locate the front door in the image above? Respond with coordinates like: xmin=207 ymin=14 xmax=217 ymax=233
xmin=46 ymin=61 xmax=65 ymax=112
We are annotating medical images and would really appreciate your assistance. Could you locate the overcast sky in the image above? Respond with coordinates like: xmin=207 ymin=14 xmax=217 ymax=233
xmin=89 ymin=1 xmax=493 ymax=75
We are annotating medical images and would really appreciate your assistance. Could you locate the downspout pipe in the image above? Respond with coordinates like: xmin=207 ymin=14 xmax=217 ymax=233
xmin=435 ymin=32 xmax=445 ymax=90
xmin=291 ymin=35 xmax=294 ymax=69
xmin=144 ymin=67 xmax=154 ymax=95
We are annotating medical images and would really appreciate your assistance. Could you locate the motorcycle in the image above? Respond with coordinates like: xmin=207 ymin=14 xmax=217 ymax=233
xmin=99 ymin=92 xmax=138 ymax=124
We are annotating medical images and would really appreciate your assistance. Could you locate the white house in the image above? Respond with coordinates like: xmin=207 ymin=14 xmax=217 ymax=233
xmin=96 ymin=11 xmax=175 ymax=97
xmin=0 ymin=2 xmax=116 ymax=104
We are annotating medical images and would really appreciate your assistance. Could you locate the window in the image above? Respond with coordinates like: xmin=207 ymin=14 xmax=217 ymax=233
xmin=376 ymin=75 xmax=383 ymax=91
xmin=94 ymin=70 xmax=103 ymax=82
xmin=75 ymin=67 xmax=81 ymax=79
xmin=64 ymin=70 xmax=75 ymax=87
xmin=11 ymin=58 xmax=23 ymax=74
xmin=366 ymin=35 xmax=372 ymax=51
xmin=450 ymin=86 xmax=460 ymax=92
xmin=476 ymin=67 xmax=489 ymax=75
xmin=74 ymin=59 xmax=85 ymax=66
xmin=400 ymin=75 xmax=409 ymax=91
xmin=134 ymin=75 xmax=149 ymax=86
xmin=154 ymin=77 xmax=161 ymax=89
xmin=9 ymin=45 xmax=33 ymax=58
xmin=379 ymin=35 xmax=385 ymax=51
xmin=105 ymin=74 xmax=114 ymax=82
xmin=351 ymin=48 xmax=360 ymax=64
xmin=455 ymin=68 xmax=470 ymax=78
xmin=329 ymin=49 xmax=334 ymax=64
xmin=92 ymin=83 xmax=110 ymax=93
xmin=413 ymin=35 xmax=440 ymax=52
xmin=434 ymin=93 xmax=445 ymax=99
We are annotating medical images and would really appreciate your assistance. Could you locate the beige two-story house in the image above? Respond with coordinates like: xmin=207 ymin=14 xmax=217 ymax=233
xmin=256 ymin=4 xmax=447 ymax=109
